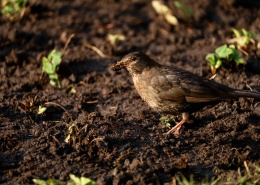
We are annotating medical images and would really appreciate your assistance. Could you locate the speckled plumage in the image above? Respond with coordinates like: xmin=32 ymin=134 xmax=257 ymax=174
xmin=111 ymin=52 xmax=260 ymax=135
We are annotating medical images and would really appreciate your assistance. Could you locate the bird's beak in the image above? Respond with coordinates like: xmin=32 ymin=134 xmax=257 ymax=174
xmin=111 ymin=58 xmax=129 ymax=71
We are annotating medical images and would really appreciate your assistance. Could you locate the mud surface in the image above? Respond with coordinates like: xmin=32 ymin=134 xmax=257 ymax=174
xmin=0 ymin=0 xmax=260 ymax=184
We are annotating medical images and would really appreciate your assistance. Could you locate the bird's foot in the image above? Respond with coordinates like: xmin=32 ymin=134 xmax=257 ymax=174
xmin=165 ymin=119 xmax=187 ymax=136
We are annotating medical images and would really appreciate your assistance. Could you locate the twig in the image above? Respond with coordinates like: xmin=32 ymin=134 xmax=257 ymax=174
xmin=244 ymin=161 xmax=251 ymax=176
xmin=86 ymin=100 xmax=98 ymax=104
xmin=44 ymin=102 xmax=72 ymax=121
xmin=239 ymin=48 xmax=249 ymax=56
xmin=209 ymin=74 xmax=217 ymax=80
xmin=85 ymin=43 xmax=107 ymax=58
xmin=76 ymin=124 xmax=89 ymax=136
xmin=62 ymin=33 xmax=75 ymax=54
xmin=246 ymin=84 xmax=253 ymax=91
xmin=51 ymin=135 xmax=61 ymax=145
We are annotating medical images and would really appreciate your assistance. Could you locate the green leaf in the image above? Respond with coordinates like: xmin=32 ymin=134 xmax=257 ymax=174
xmin=108 ymin=34 xmax=125 ymax=45
xmin=232 ymin=28 xmax=256 ymax=47
xmin=238 ymin=176 xmax=247 ymax=184
xmin=231 ymin=47 xmax=244 ymax=64
xmin=42 ymin=49 xmax=62 ymax=87
xmin=159 ymin=116 xmax=167 ymax=121
xmin=48 ymin=50 xmax=62 ymax=67
xmin=33 ymin=178 xmax=63 ymax=185
xmin=215 ymin=44 xmax=233 ymax=58
xmin=1 ymin=0 xmax=27 ymax=20
xmin=173 ymin=0 xmax=193 ymax=17
xmin=69 ymin=174 xmax=97 ymax=185
xmin=215 ymin=59 xmax=222 ymax=69
xmin=49 ymin=73 xmax=59 ymax=81
xmin=206 ymin=53 xmax=218 ymax=66
xmin=42 ymin=57 xmax=55 ymax=74
xmin=50 ymin=79 xmax=58 ymax=86
xmin=33 ymin=179 xmax=47 ymax=185
xmin=69 ymin=174 xmax=81 ymax=185
xmin=241 ymin=28 xmax=255 ymax=38
xmin=232 ymin=28 xmax=241 ymax=38
xmin=38 ymin=106 xmax=47 ymax=114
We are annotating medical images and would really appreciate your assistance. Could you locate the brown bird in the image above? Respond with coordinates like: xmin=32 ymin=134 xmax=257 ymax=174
xmin=111 ymin=52 xmax=260 ymax=135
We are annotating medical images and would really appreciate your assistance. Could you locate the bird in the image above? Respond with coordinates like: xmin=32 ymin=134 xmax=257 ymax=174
xmin=111 ymin=51 xmax=260 ymax=135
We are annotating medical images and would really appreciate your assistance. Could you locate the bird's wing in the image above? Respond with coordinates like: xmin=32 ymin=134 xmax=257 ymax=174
xmin=150 ymin=74 xmax=222 ymax=103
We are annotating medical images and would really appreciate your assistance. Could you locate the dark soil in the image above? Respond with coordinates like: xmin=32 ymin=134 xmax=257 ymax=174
xmin=0 ymin=0 xmax=260 ymax=184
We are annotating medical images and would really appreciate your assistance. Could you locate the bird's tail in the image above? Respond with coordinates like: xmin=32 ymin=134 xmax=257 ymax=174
xmin=230 ymin=89 xmax=260 ymax=99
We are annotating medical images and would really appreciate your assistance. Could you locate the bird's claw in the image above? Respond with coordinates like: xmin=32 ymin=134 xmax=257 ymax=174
xmin=164 ymin=119 xmax=187 ymax=136
xmin=165 ymin=125 xmax=182 ymax=136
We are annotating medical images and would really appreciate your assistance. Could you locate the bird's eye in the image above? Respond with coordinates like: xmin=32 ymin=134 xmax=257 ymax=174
xmin=131 ymin=56 xmax=137 ymax=61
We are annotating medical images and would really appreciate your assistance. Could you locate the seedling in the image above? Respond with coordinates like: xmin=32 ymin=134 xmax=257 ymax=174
xmin=19 ymin=95 xmax=40 ymax=114
xmin=206 ymin=44 xmax=243 ymax=73
xmin=173 ymin=0 xmax=193 ymax=19
xmin=33 ymin=179 xmax=63 ymax=185
xmin=175 ymin=174 xmax=195 ymax=185
xmin=160 ymin=116 xmax=176 ymax=128
xmin=230 ymin=28 xmax=256 ymax=50
xmin=33 ymin=174 xmax=97 ymax=185
xmin=68 ymin=174 xmax=97 ymax=185
xmin=64 ymin=121 xmax=78 ymax=143
xmin=151 ymin=0 xmax=178 ymax=26
xmin=1 ymin=0 xmax=27 ymax=20
xmin=41 ymin=33 xmax=74 ymax=88
xmin=38 ymin=106 xmax=47 ymax=115
xmin=174 ymin=162 xmax=260 ymax=184
xmin=108 ymin=34 xmax=125 ymax=46
xmin=42 ymin=50 xmax=62 ymax=87
xmin=20 ymin=95 xmax=37 ymax=109
xmin=66 ymin=86 xmax=77 ymax=94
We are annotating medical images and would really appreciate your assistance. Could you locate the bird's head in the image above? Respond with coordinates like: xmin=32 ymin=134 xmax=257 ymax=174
xmin=111 ymin=52 xmax=159 ymax=75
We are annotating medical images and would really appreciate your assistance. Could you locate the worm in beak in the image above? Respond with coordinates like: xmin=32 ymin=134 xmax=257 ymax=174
xmin=111 ymin=57 xmax=130 ymax=71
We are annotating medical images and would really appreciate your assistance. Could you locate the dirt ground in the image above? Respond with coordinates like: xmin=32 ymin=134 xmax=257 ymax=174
xmin=0 ymin=0 xmax=260 ymax=184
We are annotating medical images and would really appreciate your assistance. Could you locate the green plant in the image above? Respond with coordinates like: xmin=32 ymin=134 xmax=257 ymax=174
xmin=225 ymin=162 xmax=260 ymax=185
xmin=1 ymin=0 xmax=27 ymax=20
xmin=108 ymin=34 xmax=125 ymax=46
xmin=42 ymin=50 xmax=62 ymax=87
xmin=206 ymin=44 xmax=243 ymax=73
xmin=151 ymin=0 xmax=178 ymax=25
xmin=173 ymin=0 xmax=193 ymax=19
xmin=232 ymin=28 xmax=256 ymax=50
xmin=160 ymin=116 xmax=176 ymax=128
xmin=33 ymin=179 xmax=64 ymax=185
xmin=68 ymin=174 xmax=96 ymax=185
xmin=38 ymin=106 xmax=47 ymax=115
xmin=33 ymin=174 xmax=97 ymax=185
xmin=174 ymin=163 xmax=260 ymax=185
xmin=175 ymin=174 xmax=195 ymax=185
xmin=64 ymin=121 xmax=79 ymax=143
xmin=175 ymin=174 xmax=220 ymax=185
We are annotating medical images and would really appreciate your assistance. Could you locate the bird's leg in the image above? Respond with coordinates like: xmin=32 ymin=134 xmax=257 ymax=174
xmin=166 ymin=112 xmax=189 ymax=135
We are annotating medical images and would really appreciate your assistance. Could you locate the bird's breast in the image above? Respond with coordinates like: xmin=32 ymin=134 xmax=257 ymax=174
xmin=132 ymin=74 xmax=160 ymax=109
